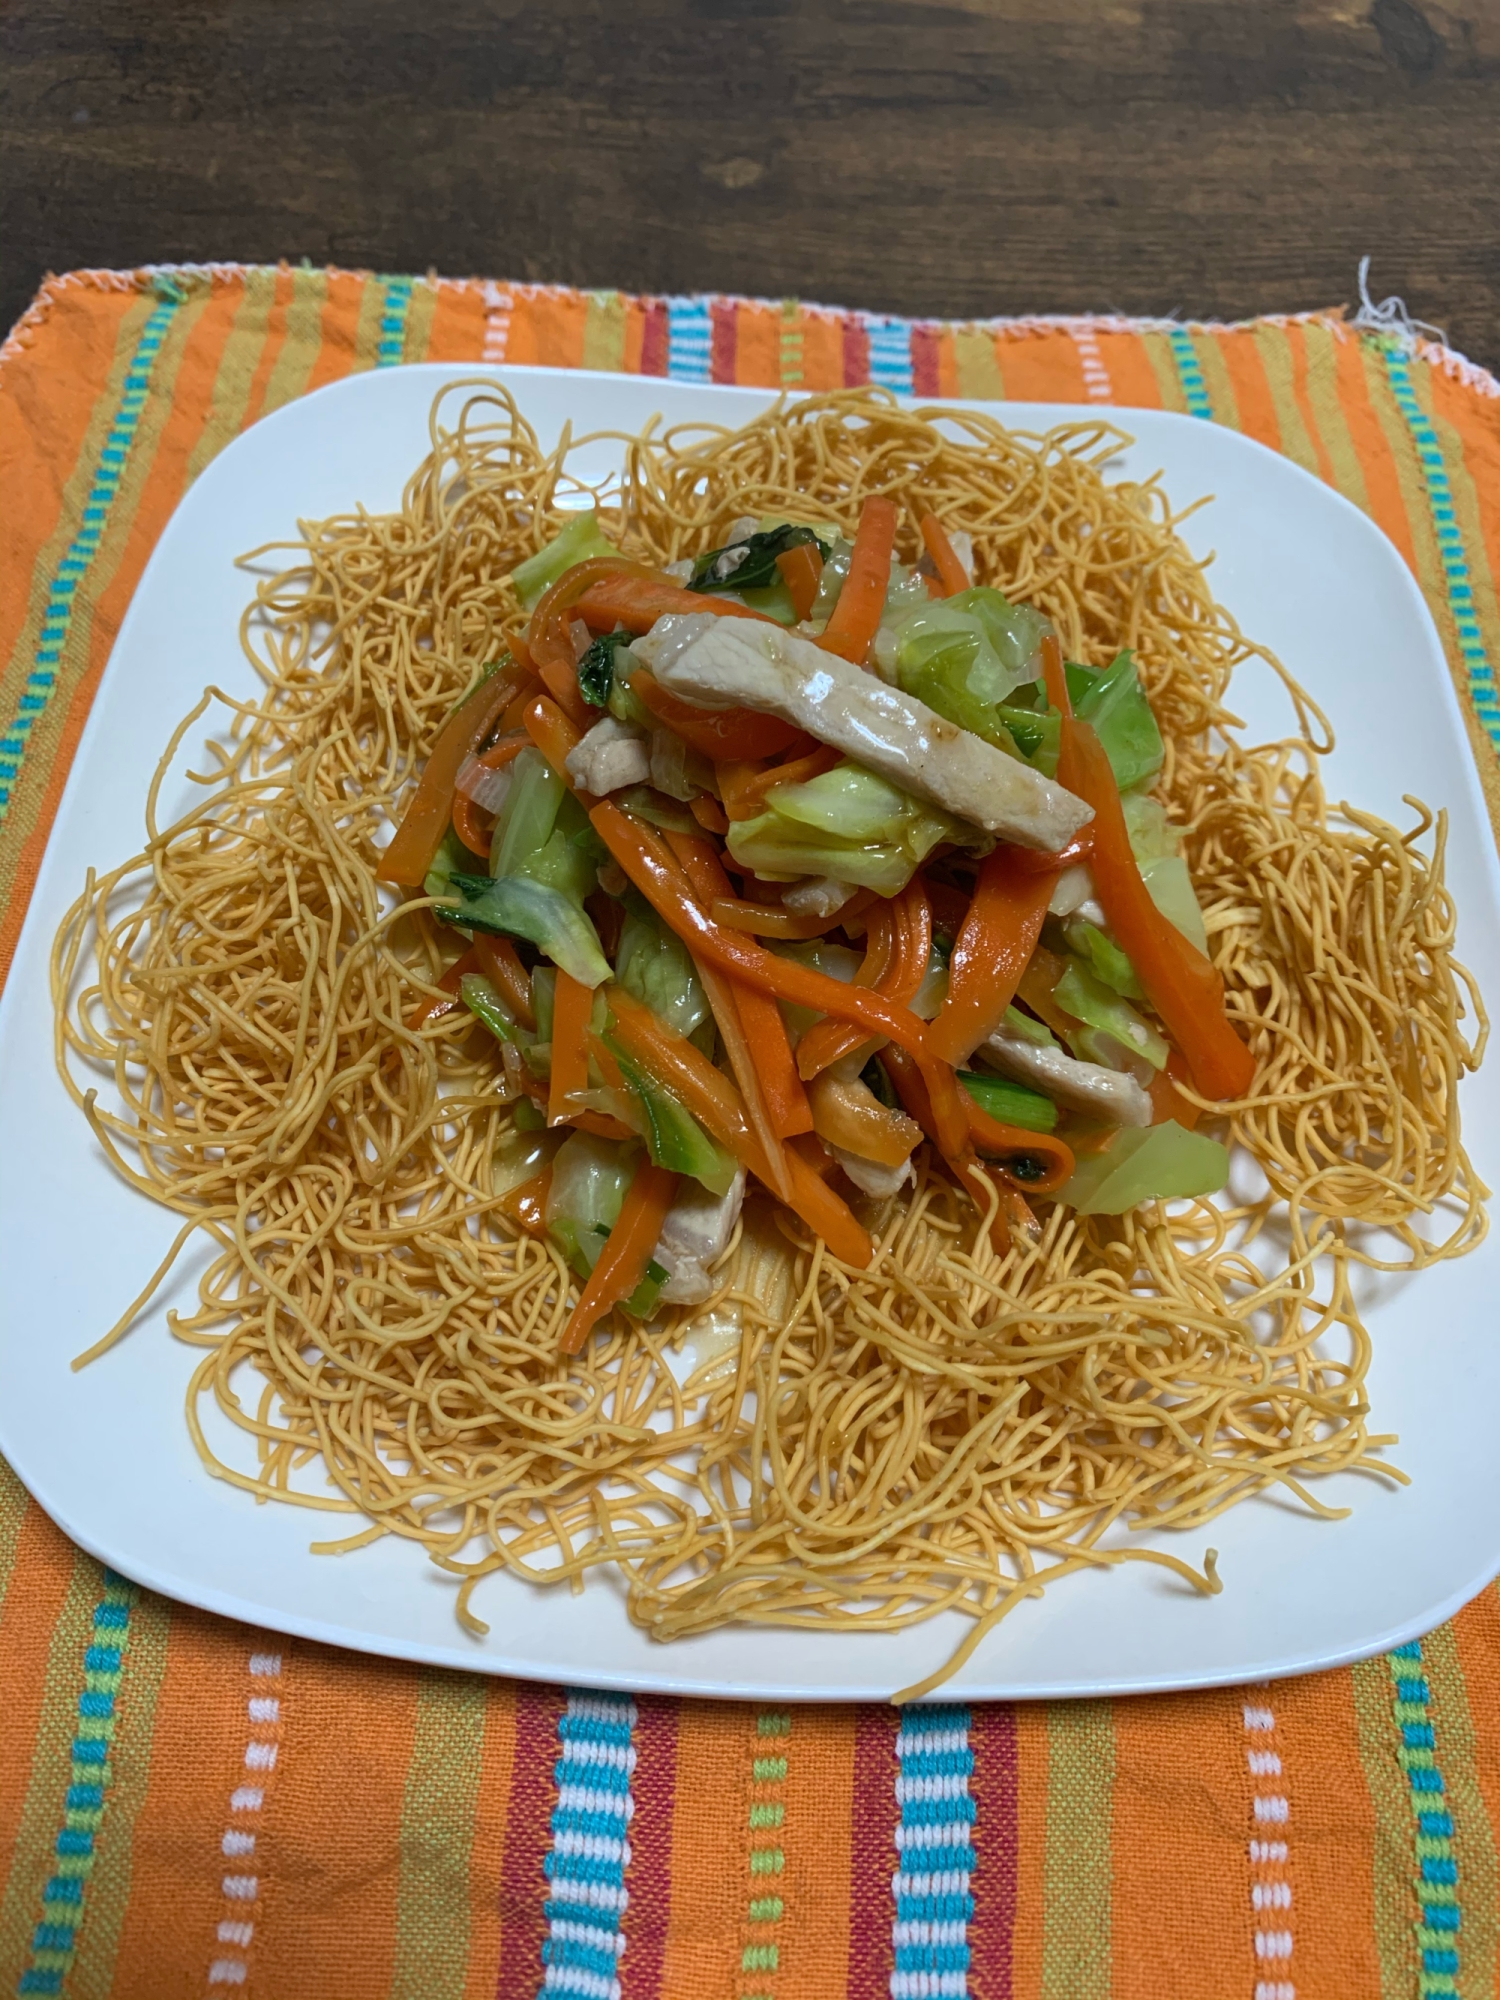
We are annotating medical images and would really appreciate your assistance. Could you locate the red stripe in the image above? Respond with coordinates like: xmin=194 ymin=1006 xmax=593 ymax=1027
xmin=845 ymin=1705 xmax=898 ymax=2000
xmin=842 ymin=316 xmax=871 ymax=389
xmin=641 ymin=301 xmax=669 ymax=378
xmin=710 ymin=299 xmax=738 ymax=385
xmin=495 ymin=1682 xmax=564 ymax=1999
xmin=968 ymin=1704 xmax=1020 ymax=2000
xmin=911 ymin=324 xmax=942 ymax=399
xmin=620 ymin=1695 xmax=678 ymax=2000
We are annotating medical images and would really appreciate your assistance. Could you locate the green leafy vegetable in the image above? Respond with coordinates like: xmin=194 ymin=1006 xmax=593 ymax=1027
xmin=511 ymin=1096 xmax=546 ymax=1132
xmin=546 ymin=1131 xmax=634 ymax=1276
xmin=689 ymin=523 xmax=830 ymax=596
xmin=958 ymin=1069 xmax=1059 ymax=1134
xmin=530 ymin=965 xmax=556 ymax=1043
xmin=616 ymin=894 xmax=709 ymax=1038
xmin=727 ymin=760 xmax=987 ymax=896
xmin=624 ymin=1259 xmax=670 ymax=1319
xmin=1063 ymin=918 xmax=1145 ymax=1002
xmin=422 ymin=825 xmax=470 ymax=904
xmin=490 ymin=747 xmax=565 ymax=877
xmin=1001 ymin=1004 xmax=1058 ymax=1049
xmin=1054 ymin=958 xmax=1169 ymax=1071
xmin=577 ymin=632 xmax=633 ymax=709
xmin=607 ymin=1038 xmax=739 ymax=1196
xmin=510 ymin=511 xmax=619 ymax=613
xmin=861 ymin=1055 xmax=899 ymax=1109
xmin=1066 ymin=650 xmax=1164 ymax=794
xmin=1059 ymin=1121 xmax=1230 ymax=1215
xmin=1119 ymin=796 xmax=1209 ymax=953
xmin=882 ymin=587 xmax=1051 ymax=749
xmin=443 ymin=875 xmax=612 ymax=987
xmin=459 ymin=972 xmax=523 ymax=1045
xmin=615 ymin=786 xmax=699 ymax=835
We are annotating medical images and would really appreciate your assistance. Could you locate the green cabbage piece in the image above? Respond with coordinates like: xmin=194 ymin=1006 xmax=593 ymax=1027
xmin=510 ymin=511 xmax=618 ymax=612
xmin=606 ymin=1037 xmax=739 ymax=1196
xmin=1054 ymin=959 xmax=1169 ymax=1071
xmin=546 ymin=1131 xmax=634 ymax=1276
xmin=727 ymin=760 xmax=986 ymax=896
xmin=1121 ymin=796 xmax=1209 ymax=953
xmin=459 ymin=972 xmax=524 ymax=1045
xmin=422 ymin=825 xmax=470 ymax=904
xmin=1059 ymin=1121 xmax=1230 ymax=1215
xmin=1063 ymin=918 xmax=1144 ymax=1002
xmin=616 ymin=893 xmax=709 ymax=1039
xmin=1001 ymin=1004 xmax=1058 ymax=1049
xmin=958 ymin=1070 xmax=1058 ymax=1134
xmin=1068 ymin=651 xmax=1164 ymax=794
xmin=884 ymin=588 xmax=1050 ymax=747
xmin=444 ymin=874 xmax=612 ymax=988
xmin=490 ymin=747 xmax=564 ymax=876
xmin=530 ymin=965 xmax=556 ymax=1042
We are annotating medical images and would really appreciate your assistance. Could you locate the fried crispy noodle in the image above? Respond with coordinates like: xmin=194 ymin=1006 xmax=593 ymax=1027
xmin=52 ymin=384 xmax=1488 ymax=1701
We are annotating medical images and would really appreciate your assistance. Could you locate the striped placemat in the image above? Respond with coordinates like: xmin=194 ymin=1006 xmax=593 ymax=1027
xmin=1 ymin=264 xmax=1498 ymax=1999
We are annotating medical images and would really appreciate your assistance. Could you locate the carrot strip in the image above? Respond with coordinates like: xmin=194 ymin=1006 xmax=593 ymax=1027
xmin=928 ymin=846 xmax=1060 ymax=1066
xmin=689 ymin=793 xmax=730 ymax=835
xmin=631 ymin=668 xmax=809 ymax=762
xmin=797 ymin=879 xmax=931 ymax=1080
xmin=745 ymin=742 xmax=843 ymax=808
xmin=1041 ymin=631 xmax=1074 ymax=730
xmin=665 ymin=830 xmax=811 ymax=1157
xmin=1149 ymin=1050 xmax=1203 ymax=1130
xmin=559 ymin=1162 xmax=678 ymax=1356
xmin=548 ymin=972 xmax=593 ymax=1127
xmin=474 ymin=933 xmax=536 ymax=1029
xmin=451 ymin=789 xmax=493 ymax=859
xmin=715 ymin=758 xmax=773 ymax=821
xmin=378 ymin=667 xmax=525 ymax=887
xmin=711 ymin=889 xmax=878 ymax=941
xmin=498 ymin=1166 xmax=552 ymax=1237
xmin=963 ymin=1097 xmax=1074 ymax=1190
xmin=818 ymin=495 xmax=897 ymax=666
xmin=807 ymin=1074 xmax=922 ymax=1168
xmin=1015 ymin=944 xmax=1077 ymax=1041
xmin=919 ymin=513 xmax=971 ymax=596
xmin=573 ymin=570 xmax=775 ymax=635
xmin=522 ymin=693 xmax=583 ymax=780
xmin=1065 ymin=718 xmax=1255 ymax=1101
xmin=776 ymin=541 xmax=824 ymax=620
xmin=537 ymin=653 xmax=591 ymax=728
xmin=794 ymin=904 xmax=894 ymax=1081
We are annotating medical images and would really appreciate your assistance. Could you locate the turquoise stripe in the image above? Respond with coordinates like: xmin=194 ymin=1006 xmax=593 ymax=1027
xmin=867 ymin=317 xmax=915 ymax=395
xmin=1166 ymin=325 xmax=1214 ymax=419
xmin=893 ymin=1706 xmax=974 ymax=1989
xmin=538 ymin=1690 xmax=636 ymax=2000
xmin=1380 ymin=337 xmax=1500 ymax=754
xmin=666 ymin=297 xmax=712 ymax=384
xmin=16 ymin=1572 xmax=138 ymax=1994
xmin=376 ymin=275 xmax=415 ymax=366
xmin=1386 ymin=1641 xmax=1464 ymax=1995
xmin=0 ymin=285 xmax=182 ymax=826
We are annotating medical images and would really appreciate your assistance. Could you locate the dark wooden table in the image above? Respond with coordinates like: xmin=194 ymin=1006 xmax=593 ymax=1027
xmin=5 ymin=0 xmax=1498 ymax=366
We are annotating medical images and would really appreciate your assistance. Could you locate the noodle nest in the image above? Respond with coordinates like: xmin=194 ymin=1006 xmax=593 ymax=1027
xmin=53 ymin=384 xmax=1488 ymax=1696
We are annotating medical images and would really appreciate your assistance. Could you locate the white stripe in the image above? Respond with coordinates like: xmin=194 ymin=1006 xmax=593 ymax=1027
xmin=550 ymin=1828 xmax=631 ymax=1865
xmin=1249 ymin=1840 xmax=1288 ymax=1864
xmin=894 ymin=1818 xmax=972 ymax=1852
xmin=1253 ymin=1795 xmax=1289 ymax=1823
xmin=547 ymin=1877 xmax=630 ymax=1914
xmin=559 ymin=1737 xmax=638 ymax=1773
xmin=244 ymin=1741 xmax=278 ymax=1771
xmin=1253 ymin=1882 xmax=1292 ymax=1910
xmin=1247 ymin=1750 xmax=1282 ymax=1776
xmin=207 ymin=1961 xmax=247 ymax=1986
xmin=1255 ymin=1985 xmax=1296 ymax=2000
xmin=1243 ymin=1705 xmax=1276 ymax=1731
xmin=247 ymin=1696 xmax=280 ymax=1724
xmin=892 ymin=1919 xmax=969 ymax=1947
xmin=1255 ymin=1931 xmax=1294 ymax=1961
xmin=546 ymin=1918 xmax=626 ymax=1955
xmin=540 ymin=1965 xmax=618 ymax=2000
xmin=221 ymin=1874 xmax=258 ymax=1901
xmin=205 ymin=1647 xmax=283 ymax=1994
xmin=895 ymin=1728 xmax=968 ymax=1757
xmin=247 ymin=1653 xmax=281 ymax=1677
xmin=889 ymin=1974 xmax=967 ymax=1999
xmin=221 ymin=1830 xmax=255 ymax=1857
xmin=565 ymin=1695 xmax=638 ymax=1729
xmin=217 ymin=1922 xmax=254 ymax=1947
xmin=892 ymin=1871 xmax=971 ymax=1900
xmin=894 ymin=1772 xmax=968 ymax=1805
xmin=229 ymin=1787 xmax=263 ymax=1813
xmin=555 ymin=1783 xmax=634 ymax=1820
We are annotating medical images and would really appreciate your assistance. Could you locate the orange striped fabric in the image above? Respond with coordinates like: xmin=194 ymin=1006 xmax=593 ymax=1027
xmin=2 ymin=264 xmax=1499 ymax=1997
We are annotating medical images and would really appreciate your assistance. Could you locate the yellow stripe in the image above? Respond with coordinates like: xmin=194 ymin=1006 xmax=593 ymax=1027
xmin=260 ymin=266 xmax=332 ymax=415
xmin=1138 ymin=332 xmax=1188 ymax=414
xmin=1041 ymin=1699 xmax=1112 ymax=2000
xmin=184 ymin=268 xmax=281 ymax=483
xmin=1350 ymin=1654 xmax=1419 ymax=1999
xmin=1422 ymin=1620 xmax=1499 ymax=1999
xmin=390 ymin=1670 xmax=487 ymax=2000
xmin=1300 ymin=324 xmax=1371 ymax=513
xmin=351 ymin=274 xmax=388 ymax=373
xmin=1253 ymin=323 xmax=1320 ymax=476
xmin=404 ymin=278 xmax=440 ymax=367
xmin=583 ymin=291 xmax=628 ymax=375
xmin=953 ymin=327 xmax=1005 ymax=400
xmin=1191 ymin=329 xmax=1240 ymax=429
xmin=0 ymin=1457 xmax=32 ymax=1623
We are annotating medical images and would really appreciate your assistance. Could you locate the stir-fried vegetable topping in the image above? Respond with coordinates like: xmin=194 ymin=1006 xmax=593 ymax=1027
xmin=382 ymin=503 xmax=1257 ymax=1354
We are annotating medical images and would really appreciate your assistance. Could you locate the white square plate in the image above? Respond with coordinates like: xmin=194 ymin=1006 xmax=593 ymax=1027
xmin=2 ymin=363 xmax=1497 ymax=1702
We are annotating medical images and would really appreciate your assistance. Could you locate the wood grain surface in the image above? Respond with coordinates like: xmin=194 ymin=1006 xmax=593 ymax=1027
xmin=3 ymin=0 xmax=1498 ymax=363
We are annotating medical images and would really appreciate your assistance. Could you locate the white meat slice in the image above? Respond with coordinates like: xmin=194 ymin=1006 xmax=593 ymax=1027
xmin=782 ymin=876 xmax=857 ymax=918
xmin=828 ymin=1145 xmax=914 ymax=1200
xmin=652 ymin=1168 xmax=746 ymax=1306
xmin=633 ymin=614 xmax=1092 ymax=852
xmin=564 ymin=715 xmax=651 ymax=796
xmin=981 ymin=1020 xmax=1153 ymax=1127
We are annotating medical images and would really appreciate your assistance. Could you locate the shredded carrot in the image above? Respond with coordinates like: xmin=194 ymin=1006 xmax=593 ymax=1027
xmin=928 ymin=846 xmax=1060 ymax=1066
xmin=559 ymin=1161 xmax=678 ymax=1356
xmin=548 ymin=971 xmax=593 ymax=1127
xmin=715 ymin=758 xmax=774 ymax=821
xmin=817 ymin=495 xmax=898 ymax=665
xmin=631 ymin=668 xmax=809 ymax=762
xmin=807 ymin=1074 xmax=922 ymax=1168
xmin=794 ymin=904 xmax=895 ymax=1081
xmin=689 ymin=793 xmax=730 ymax=835
xmin=497 ymin=1166 xmax=551 ymax=1236
xmin=451 ymin=789 xmax=492 ymax=859
xmin=747 ymin=742 xmax=843 ymax=806
xmin=775 ymin=541 xmax=824 ymax=620
xmin=473 ymin=933 xmax=536 ymax=1029
xmin=1150 ymin=1050 xmax=1203 ymax=1130
xmin=1065 ymin=718 xmax=1255 ymax=1100
xmin=525 ymin=558 xmax=652 ymax=729
xmin=797 ymin=879 xmax=931 ymax=1080
xmin=378 ymin=666 xmax=525 ymax=887
xmin=574 ymin=570 xmax=776 ymax=636
xmin=521 ymin=693 xmax=583 ymax=780
xmin=962 ymin=1096 xmax=1074 ymax=1190
xmin=710 ymin=889 xmax=877 ymax=941
xmin=919 ymin=513 xmax=971 ymax=596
